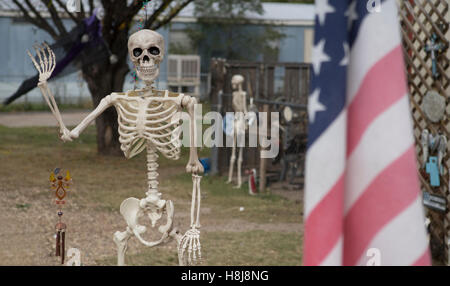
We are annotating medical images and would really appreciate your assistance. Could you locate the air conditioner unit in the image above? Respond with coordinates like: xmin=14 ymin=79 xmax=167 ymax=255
xmin=167 ymin=55 xmax=201 ymax=97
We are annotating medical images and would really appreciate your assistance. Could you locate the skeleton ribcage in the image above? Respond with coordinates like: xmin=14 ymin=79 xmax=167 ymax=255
xmin=114 ymin=96 xmax=182 ymax=159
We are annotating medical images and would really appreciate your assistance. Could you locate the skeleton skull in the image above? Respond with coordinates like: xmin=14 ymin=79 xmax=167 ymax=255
xmin=128 ymin=29 xmax=164 ymax=84
xmin=231 ymin=74 xmax=244 ymax=90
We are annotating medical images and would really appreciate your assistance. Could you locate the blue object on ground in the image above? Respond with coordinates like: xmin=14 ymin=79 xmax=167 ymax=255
xmin=199 ymin=158 xmax=211 ymax=174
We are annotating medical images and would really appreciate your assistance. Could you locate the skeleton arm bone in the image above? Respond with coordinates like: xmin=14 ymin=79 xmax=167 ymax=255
xmin=181 ymin=95 xmax=204 ymax=174
xmin=28 ymin=43 xmax=70 ymax=138
xmin=178 ymin=95 xmax=203 ymax=265
xmin=243 ymin=92 xmax=248 ymax=114
xmin=62 ymin=95 xmax=114 ymax=141
xmin=37 ymin=81 xmax=67 ymax=133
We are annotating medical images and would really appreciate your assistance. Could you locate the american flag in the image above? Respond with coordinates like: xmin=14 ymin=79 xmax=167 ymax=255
xmin=304 ymin=0 xmax=431 ymax=266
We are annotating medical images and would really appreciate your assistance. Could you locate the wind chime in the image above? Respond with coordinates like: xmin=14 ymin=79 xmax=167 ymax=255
xmin=27 ymin=41 xmax=74 ymax=264
xmin=50 ymin=168 xmax=72 ymax=264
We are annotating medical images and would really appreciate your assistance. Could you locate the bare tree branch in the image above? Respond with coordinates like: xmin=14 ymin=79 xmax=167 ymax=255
xmin=121 ymin=0 xmax=144 ymax=26
xmin=53 ymin=0 xmax=81 ymax=24
xmin=40 ymin=0 xmax=68 ymax=36
xmin=112 ymin=0 xmax=130 ymax=27
xmin=11 ymin=0 xmax=41 ymax=27
xmin=100 ymin=0 xmax=114 ymax=38
xmin=145 ymin=0 xmax=173 ymax=28
xmin=13 ymin=0 xmax=59 ymax=39
xmin=78 ymin=0 xmax=86 ymax=20
xmin=88 ymin=0 xmax=94 ymax=15
xmin=151 ymin=0 xmax=194 ymax=30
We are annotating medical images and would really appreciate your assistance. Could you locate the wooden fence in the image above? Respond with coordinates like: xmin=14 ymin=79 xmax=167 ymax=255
xmin=209 ymin=59 xmax=310 ymax=183
xmin=400 ymin=0 xmax=450 ymax=264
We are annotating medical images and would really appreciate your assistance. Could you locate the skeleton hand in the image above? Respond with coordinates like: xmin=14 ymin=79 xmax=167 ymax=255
xmin=27 ymin=42 xmax=55 ymax=83
xmin=60 ymin=128 xmax=80 ymax=143
xmin=186 ymin=159 xmax=204 ymax=174
xmin=178 ymin=228 xmax=202 ymax=266
xmin=60 ymin=127 xmax=73 ymax=142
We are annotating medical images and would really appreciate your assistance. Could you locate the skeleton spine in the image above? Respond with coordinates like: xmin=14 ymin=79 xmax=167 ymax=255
xmin=146 ymin=143 xmax=159 ymax=195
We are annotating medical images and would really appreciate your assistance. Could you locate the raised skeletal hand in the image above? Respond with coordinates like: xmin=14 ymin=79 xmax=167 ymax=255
xmin=27 ymin=42 xmax=56 ymax=83
xmin=27 ymin=43 xmax=68 ymax=137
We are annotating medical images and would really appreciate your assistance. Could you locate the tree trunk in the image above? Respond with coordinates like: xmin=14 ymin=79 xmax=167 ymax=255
xmin=80 ymin=26 xmax=130 ymax=156
xmin=82 ymin=54 xmax=129 ymax=156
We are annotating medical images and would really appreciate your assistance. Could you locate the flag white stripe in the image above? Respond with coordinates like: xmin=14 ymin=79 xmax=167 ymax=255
xmin=355 ymin=196 xmax=428 ymax=266
xmin=305 ymin=110 xmax=347 ymax=218
xmin=347 ymin=0 xmax=401 ymax=104
xmin=344 ymin=95 xmax=414 ymax=213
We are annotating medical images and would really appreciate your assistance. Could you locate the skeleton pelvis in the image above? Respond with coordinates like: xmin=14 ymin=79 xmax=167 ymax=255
xmin=120 ymin=198 xmax=143 ymax=231
xmin=119 ymin=197 xmax=174 ymax=247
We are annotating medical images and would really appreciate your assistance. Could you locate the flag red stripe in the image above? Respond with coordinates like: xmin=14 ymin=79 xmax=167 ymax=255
xmin=346 ymin=46 xmax=407 ymax=157
xmin=412 ymin=248 xmax=431 ymax=266
xmin=343 ymin=146 xmax=420 ymax=265
xmin=304 ymin=176 xmax=344 ymax=265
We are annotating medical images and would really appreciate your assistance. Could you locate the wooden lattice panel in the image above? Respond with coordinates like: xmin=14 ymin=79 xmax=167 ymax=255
xmin=399 ymin=0 xmax=450 ymax=264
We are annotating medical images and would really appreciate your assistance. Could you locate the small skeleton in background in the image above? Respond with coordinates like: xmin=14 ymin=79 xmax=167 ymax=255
xmin=227 ymin=75 xmax=248 ymax=188
xmin=28 ymin=29 xmax=204 ymax=266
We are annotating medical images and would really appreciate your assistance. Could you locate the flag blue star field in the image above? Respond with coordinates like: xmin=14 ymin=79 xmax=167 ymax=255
xmin=303 ymin=0 xmax=430 ymax=266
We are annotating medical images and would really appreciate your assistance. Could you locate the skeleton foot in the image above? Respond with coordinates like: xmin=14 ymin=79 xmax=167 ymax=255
xmin=113 ymin=228 xmax=133 ymax=266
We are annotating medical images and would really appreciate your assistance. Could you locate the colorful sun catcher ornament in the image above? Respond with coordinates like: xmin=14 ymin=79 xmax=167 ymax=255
xmin=50 ymin=168 xmax=72 ymax=264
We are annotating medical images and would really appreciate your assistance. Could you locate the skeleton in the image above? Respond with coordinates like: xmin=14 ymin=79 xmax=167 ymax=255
xmin=28 ymin=30 xmax=204 ymax=266
xmin=227 ymin=75 xmax=247 ymax=188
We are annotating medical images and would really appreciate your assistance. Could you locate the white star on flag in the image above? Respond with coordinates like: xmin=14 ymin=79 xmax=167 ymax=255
xmin=345 ymin=0 xmax=359 ymax=30
xmin=316 ymin=0 xmax=335 ymax=26
xmin=308 ymin=88 xmax=326 ymax=123
xmin=340 ymin=42 xmax=350 ymax=66
xmin=312 ymin=39 xmax=330 ymax=75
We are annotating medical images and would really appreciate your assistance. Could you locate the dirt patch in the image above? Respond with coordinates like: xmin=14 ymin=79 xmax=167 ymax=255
xmin=269 ymin=181 xmax=303 ymax=203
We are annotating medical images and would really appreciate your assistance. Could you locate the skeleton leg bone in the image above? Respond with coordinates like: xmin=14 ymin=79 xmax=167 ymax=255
xmin=236 ymin=146 xmax=243 ymax=189
xmin=227 ymin=135 xmax=237 ymax=184
xmin=113 ymin=227 xmax=133 ymax=266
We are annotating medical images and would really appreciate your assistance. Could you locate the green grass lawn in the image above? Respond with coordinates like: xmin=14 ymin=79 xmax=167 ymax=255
xmin=0 ymin=125 xmax=302 ymax=265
